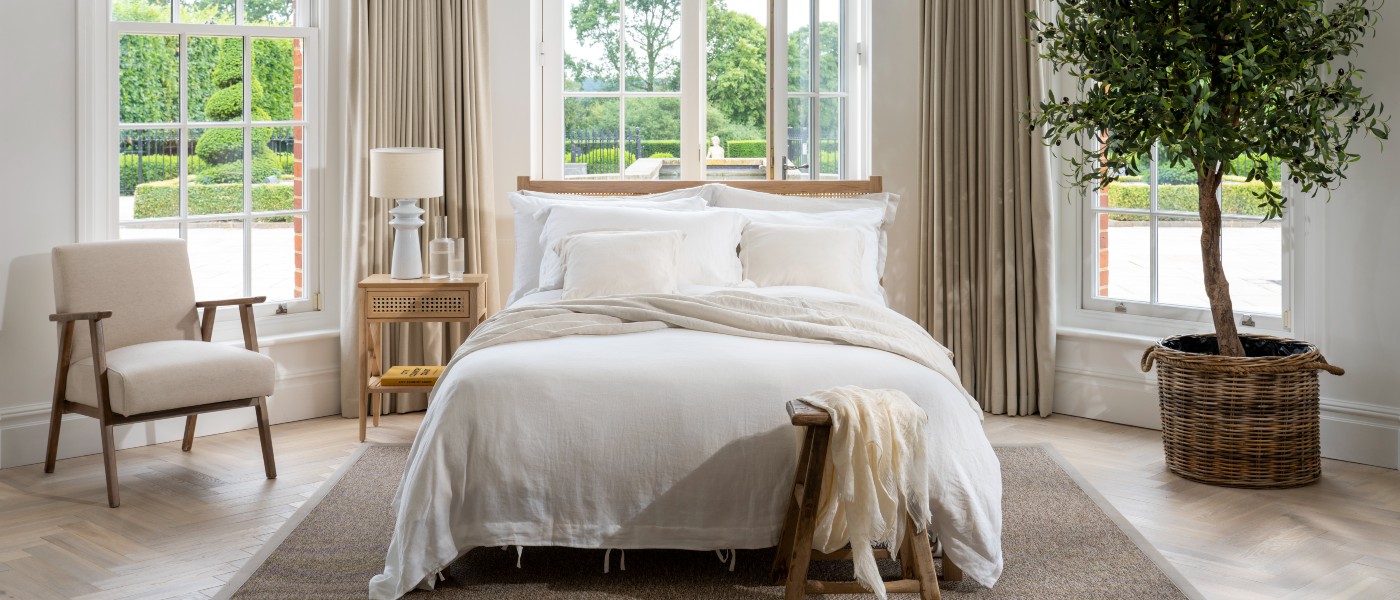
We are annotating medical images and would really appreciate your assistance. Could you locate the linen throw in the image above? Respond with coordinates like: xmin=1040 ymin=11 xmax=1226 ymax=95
xmin=331 ymin=0 xmax=500 ymax=417
xmin=803 ymin=386 xmax=933 ymax=600
xmin=918 ymin=0 xmax=1056 ymax=416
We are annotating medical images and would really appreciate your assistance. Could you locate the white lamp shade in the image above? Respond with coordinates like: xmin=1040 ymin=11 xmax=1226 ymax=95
xmin=370 ymin=147 xmax=445 ymax=199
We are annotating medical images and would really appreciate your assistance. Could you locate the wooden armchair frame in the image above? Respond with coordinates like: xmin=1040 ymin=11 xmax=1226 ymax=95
xmin=45 ymin=296 xmax=276 ymax=508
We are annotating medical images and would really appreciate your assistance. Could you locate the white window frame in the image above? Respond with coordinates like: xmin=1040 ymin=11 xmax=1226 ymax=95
xmin=539 ymin=0 xmax=869 ymax=181
xmin=1080 ymin=145 xmax=1295 ymax=333
xmin=78 ymin=0 xmax=328 ymax=335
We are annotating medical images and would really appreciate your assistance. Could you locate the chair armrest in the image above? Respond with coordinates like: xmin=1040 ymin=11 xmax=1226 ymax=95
xmin=49 ymin=311 xmax=113 ymax=323
xmin=196 ymin=296 xmax=267 ymax=308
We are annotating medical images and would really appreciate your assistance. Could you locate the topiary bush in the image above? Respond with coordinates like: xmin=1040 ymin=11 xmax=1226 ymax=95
xmin=195 ymin=126 xmax=274 ymax=165
xmin=727 ymin=140 xmax=766 ymax=158
xmin=195 ymin=153 xmax=284 ymax=184
xmin=133 ymin=178 xmax=294 ymax=219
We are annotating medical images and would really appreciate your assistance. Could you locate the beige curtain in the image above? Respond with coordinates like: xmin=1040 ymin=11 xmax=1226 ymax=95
xmin=337 ymin=0 xmax=500 ymax=417
xmin=918 ymin=0 xmax=1055 ymax=416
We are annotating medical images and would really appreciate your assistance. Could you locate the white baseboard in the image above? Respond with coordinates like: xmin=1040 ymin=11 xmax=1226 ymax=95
xmin=0 ymin=365 xmax=341 ymax=469
xmin=1055 ymin=365 xmax=1400 ymax=469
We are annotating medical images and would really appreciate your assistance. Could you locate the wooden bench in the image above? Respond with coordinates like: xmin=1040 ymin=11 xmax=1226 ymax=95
xmin=771 ymin=399 xmax=961 ymax=600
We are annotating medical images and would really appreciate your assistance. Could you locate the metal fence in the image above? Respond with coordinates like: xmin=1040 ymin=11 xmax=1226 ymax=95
xmin=565 ymin=128 xmax=644 ymax=165
xmin=118 ymin=129 xmax=297 ymax=194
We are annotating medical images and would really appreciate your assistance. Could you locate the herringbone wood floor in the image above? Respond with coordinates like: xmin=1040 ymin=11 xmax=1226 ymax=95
xmin=0 ymin=413 xmax=1396 ymax=599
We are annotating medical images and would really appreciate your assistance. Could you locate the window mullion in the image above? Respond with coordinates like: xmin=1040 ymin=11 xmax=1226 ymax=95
xmin=618 ymin=0 xmax=628 ymax=175
xmin=808 ymin=0 xmax=819 ymax=180
xmin=243 ymin=34 xmax=254 ymax=297
xmin=179 ymin=33 xmax=190 ymax=227
xmin=1149 ymin=145 xmax=1159 ymax=304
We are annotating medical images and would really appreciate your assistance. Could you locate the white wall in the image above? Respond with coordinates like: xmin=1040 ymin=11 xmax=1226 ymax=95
xmin=1052 ymin=6 xmax=1400 ymax=469
xmin=0 ymin=0 xmax=341 ymax=469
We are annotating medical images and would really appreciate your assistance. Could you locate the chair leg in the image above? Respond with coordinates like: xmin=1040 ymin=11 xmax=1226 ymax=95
xmin=181 ymin=415 xmax=197 ymax=451
xmin=44 ymin=405 xmax=63 ymax=474
xmin=100 ymin=424 xmax=120 ymax=508
xmin=254 ymin=397 xmax=277 ymax=479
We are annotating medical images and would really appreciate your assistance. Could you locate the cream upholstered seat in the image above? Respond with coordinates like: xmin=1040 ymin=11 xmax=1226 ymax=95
xmin=66 ymin=340 xmax=274 ymax=416
xmin=46 ymin=238 xmax=277 ymax=508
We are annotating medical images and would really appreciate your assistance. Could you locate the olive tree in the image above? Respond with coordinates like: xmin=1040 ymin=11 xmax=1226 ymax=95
xmin=1028 ymin=0 xmax=1389 ymax=356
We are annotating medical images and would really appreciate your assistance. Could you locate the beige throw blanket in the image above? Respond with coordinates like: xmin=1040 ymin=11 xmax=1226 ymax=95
xmin=442 ymin=291 xmax=980 ymax=417
xmin=803 ymin=386 xmax=932 ymax=600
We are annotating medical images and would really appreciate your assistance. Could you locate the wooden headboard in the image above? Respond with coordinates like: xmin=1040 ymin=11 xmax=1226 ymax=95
xmin=516 ymin=176 xmax=882 ymax=197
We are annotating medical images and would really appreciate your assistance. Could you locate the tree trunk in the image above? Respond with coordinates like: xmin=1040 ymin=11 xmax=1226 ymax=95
xmin=1196 ymin=169 xmax=1246 ymax=357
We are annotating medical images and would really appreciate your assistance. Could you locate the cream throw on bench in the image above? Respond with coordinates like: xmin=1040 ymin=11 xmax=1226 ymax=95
xmin=802 ymin=386 xmax=931 ymax=600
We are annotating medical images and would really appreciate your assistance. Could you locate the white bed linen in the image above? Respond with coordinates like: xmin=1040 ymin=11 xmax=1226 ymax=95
xmin=368 ymin=286 xmax=1003 ymax=599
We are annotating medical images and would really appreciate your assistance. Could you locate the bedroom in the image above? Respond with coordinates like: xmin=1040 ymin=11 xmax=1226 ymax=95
xmin=0 ymin=0 xmax=1397 ymax=598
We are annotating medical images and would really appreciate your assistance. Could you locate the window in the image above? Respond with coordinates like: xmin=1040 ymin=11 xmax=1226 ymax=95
xmin=1086 ymin=144 xmax=1289 ymax=329
xmin=542 ymin=0 xmax=866 ymax=181
xmin=106 ymin=0 xmax=318 ymax=311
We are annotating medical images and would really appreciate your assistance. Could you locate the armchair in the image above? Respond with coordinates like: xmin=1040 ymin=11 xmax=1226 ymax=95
xmin=46 ymin=239 xmax=277 ymax=508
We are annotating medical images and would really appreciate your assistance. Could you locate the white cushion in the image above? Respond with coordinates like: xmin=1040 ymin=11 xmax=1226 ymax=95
xmin=740 ymin=222 xmax=868 ymax=296
xmin=559 ymin=230 xmax=684 ymax=299
xmin=507 ymin=192 xmax=707 ymax=304
xmin=708 ymin=186 xmax=900 ymax=276
xmin=67 ymin=340 xmax=275 ymax=417
xmin=717 ymin=206 xmax=885 ymax=298
xmin=539 ymin=204 xmax=745 ymax=290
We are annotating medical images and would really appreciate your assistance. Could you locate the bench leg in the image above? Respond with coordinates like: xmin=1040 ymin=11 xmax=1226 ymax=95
xmin=772 ymin=428 xmax=815 ymax=583
xmin=907 ymin=518 xmax=941 ymax=600
xmin=784 ymin=427 xmax=829 ymax=600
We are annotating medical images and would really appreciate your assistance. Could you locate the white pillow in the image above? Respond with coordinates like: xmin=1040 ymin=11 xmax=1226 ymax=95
xmin=538 ymin=204 xmax=745 ymax=290
xmin=708 ymin=186 xmax=899 ymax=276
xmin=715 ymin=206 xmax=884 ymax=297
xmin=740 ymin=222 xmax=867 ymax=296
xmin=507 ymin=192 xmax=706 ymax=304
xmin=558 ymin=230 xmax=684 ymax=299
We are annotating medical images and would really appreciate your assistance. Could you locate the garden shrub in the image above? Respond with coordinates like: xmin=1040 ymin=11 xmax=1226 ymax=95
xmin=640 ymin=140 xmax=680 ymax=158
xmin=120 ymin=154 xmax=206 ymax=194
xmin=195 ymin=153 xmax=284 ymax=185
xmin=195 ymin=125 xmax=275 ymax=165
xmin=579 ymin=149 xmax=635 ymax=174
xmin=727 ymin=140 xmax=766 ymax=158
xmin=648 ymin=152 xmax=676 ymax=159
xmin=1103 ymin=181 xmax=1275 ymax=221
xmin=133 ymin=178 xmax=295 ymax=219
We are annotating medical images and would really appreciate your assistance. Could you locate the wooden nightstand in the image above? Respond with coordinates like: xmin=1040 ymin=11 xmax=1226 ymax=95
xmin=357 ymin=274 xmax=488 ymax=441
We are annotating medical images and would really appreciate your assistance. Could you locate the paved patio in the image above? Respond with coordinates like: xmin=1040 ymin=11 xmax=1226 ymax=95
xmin=1106 ymin=222 xmax=1282 ymax=315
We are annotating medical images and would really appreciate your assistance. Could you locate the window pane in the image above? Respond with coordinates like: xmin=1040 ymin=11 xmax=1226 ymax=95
xmin=1156 ymin=146 xmax=1200 ymax=213
xmin=817 ymin=96 xmax=842 ymax=179
xmin=252 ymin=216 xmax=304 ymax=301
xmin=1095 ymin=212 xmax=1151 ymax=303
xmin=1156 ymin=216 xmax=1208 ymax=308
xmin=706 ymin=0 xmax=768 ymax=180
xmin=1222 ymin=154 xmax=1282 ymax=218
xmin=253 ymin=37 xmax=301 ymax=121
xmin=785 ymin=98 xmax=811 ymax=179
xmin=120 ymin=223 xmax=181 ymax=240
xmin=817 ymin=0 xmax=842 ymax=93
xmin=1224 ymin=219 xmax=1283 ymax=316
xmin=253 ymin=126 xmax=299 ymax=212
xmin=787 ymin=0 xmax=812 ymax=92
xmin=627 ymin=97 xmax=678 ymax=180
xmin=624 ymin=1 xmax=681 ymax=92
xmin=119 ymin=34 xmax=180 ymax=124
xmin=188 ymin=36 xmax=242 ymax=123
xmin=112 ymin=0 xmax=171 ymax=22
xmin=121 ymin=128 xmax=181 ymax=220
xmin=565 ymin=0 xmax=619 ymax=92
xmin=188 ymin=219 xmax=247 ymax=300
xmin=189 ymin=127 xmax=246 ymax=216
xmin=181 ymin=0 xmax=234 ymax=25
xmin=563 ymin=97 xmax=621 ymax=177
xmin=246 ymin=0 xmax=295 ymax=26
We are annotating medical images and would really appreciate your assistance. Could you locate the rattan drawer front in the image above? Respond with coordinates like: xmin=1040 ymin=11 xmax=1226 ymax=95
xmin=367 ymin=291 xmax=473 ymax=319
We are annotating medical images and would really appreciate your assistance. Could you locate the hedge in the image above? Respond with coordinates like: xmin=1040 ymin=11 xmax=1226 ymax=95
xmin=133 ymin=179 xmax=295 ymax=219
xmin=1103 ymin=181 xmax=1274 ymax=220
xmin=120 ymin=154 xmax=207 ymax=195
xmin=639 ymin=140 xmax=680 ymax=158
xmin=727 ymin=140 xmax=766 ymax=158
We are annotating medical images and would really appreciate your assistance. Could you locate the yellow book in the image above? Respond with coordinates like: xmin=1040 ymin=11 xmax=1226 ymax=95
xmin=380 ymin=366 xmax=444 ymax=386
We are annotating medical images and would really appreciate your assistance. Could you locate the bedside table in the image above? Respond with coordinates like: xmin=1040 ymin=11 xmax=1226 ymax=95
xmin=357 ymin=274 xmax=488 ymax=441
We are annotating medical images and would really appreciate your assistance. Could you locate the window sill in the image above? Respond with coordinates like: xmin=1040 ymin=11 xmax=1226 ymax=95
xmin=207 ymin=308 xmax=340 ymax=345
xmin=1058 ymin=306 xmax=1293 ymax=343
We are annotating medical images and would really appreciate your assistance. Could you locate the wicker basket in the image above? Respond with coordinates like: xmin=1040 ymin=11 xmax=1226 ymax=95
xmin=1140 ymin=334 xmax=1344 ymax=489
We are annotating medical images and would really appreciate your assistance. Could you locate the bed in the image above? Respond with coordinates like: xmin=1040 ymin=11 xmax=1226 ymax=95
xmin=367 ymin=177 xmax=1003 ymax=599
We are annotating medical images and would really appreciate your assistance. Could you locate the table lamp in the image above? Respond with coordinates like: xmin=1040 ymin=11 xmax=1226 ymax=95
xmin=370 ymin=147 xmax=444 ymax=279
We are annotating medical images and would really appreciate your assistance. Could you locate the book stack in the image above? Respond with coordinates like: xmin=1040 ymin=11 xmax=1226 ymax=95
xmin=380 ymin=366 xmax=444 ymax=386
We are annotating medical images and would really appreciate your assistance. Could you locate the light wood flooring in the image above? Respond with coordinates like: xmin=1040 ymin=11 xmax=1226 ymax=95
xmin=0 ymin=413 xmax=1396 ymax=599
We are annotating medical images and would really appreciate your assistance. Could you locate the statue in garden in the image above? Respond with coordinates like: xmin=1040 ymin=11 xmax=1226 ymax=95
xmin=707 ymin=135 xmax=725 ymax=160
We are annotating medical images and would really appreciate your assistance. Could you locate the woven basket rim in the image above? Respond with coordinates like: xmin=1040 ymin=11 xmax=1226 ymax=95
xmin=1143 ymin=333 xmax=1343 ymax=376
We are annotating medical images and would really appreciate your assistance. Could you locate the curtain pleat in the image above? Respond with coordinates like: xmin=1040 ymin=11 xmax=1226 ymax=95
xmin=337 ymin=0 xmax=500 ymax=418
xmin=919 ymin=0 xmax=1055 ymax=416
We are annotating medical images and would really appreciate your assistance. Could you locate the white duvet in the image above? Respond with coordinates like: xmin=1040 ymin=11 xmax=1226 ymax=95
xmin=368 ymin=286 xmax=1003 ymax=599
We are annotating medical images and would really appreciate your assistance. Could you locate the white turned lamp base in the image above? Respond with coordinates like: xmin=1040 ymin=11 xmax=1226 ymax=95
xmin=389 ymin=198 xmax=425 ymax=279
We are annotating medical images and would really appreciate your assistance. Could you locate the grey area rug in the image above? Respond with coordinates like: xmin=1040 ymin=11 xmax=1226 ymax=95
xmin=220 ymin=444 xmax=1201 ymax=599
